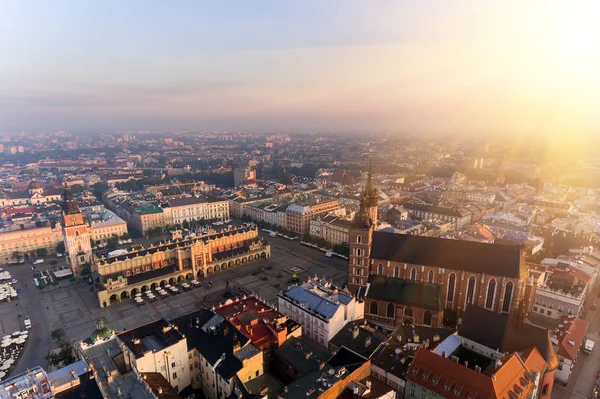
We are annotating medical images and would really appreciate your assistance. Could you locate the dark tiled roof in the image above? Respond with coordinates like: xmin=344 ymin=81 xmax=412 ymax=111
xmin=366 ymin=275 xmax=443 ymax=311
xmin=142 ymin=373 xmax=182 ymax=399
xmin=459 ymin=305 xmax=559 ymax=370
xmin=328 ymin=321 xmax=383 ymax=359
xmin=127 ymin=265 xmax=180 ymax=285
xmin=118 ymin=320 xmax=185 ymax=358
xmin=277 ymin=336 xmax=332 ymax=375
xmin=54 ymin=372 xmax=103 ymax=399
xmin=171 ymin=309 xmax=250 ymax=367
xmin=370 ymin=231 xmax=522 ymax=278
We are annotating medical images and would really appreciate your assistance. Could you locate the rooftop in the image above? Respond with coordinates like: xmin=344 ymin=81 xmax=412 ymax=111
xmin=370 ymin=231 xmax=523 ymax=279
xmin=281 ymin=279 xmax=353 ymax=320
xmin=117 ymin=319 xmax=185 ymax=358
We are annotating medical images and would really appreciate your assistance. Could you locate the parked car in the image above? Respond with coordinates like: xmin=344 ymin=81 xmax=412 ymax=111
xmin=584 ymin=339 xmax=595 ymax=354
xmin=24 ymin=318 xmax=32 ymax=329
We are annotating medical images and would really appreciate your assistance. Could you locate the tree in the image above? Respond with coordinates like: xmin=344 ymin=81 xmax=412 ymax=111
xmin=44 ymin=342 xmax=76 ymax=367
xmin=56 ymin=242 xmax=65 ymax=254
xmin=70 ymin=184 xmax=85 ymax=194
xmin=12 ymin=251 xmax=23 ymax=262
xmin=50 ymin=328 xmax=65 ymax=342
xmin=107 ymin=237 xmax=119 ymax=251
xmin=91 ymin=182 xmax=109 ymax=199
xmin=50 ymin=260 xmax=58 ymax=266
xmin=36 ymin=248 xmax=48 ymax=258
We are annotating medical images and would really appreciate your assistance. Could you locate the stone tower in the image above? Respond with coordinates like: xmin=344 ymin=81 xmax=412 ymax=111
xmin=347 ymin=157 xmax=378 ymax=294
xmin=62 ymin=180 xmax=92 ymax=275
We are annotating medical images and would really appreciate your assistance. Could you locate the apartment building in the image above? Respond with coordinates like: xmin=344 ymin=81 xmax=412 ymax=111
xmin=404 ymin=204 xmax=472 ymax=230
xmin=278 ymin=278 xmax=364 ymax=346
xmin=309 ymin=214 xmax=352 ymax=245
xmin=164 ymin=197 xmax=230 ymax=225
xmin=81 ymin=206 xmax=128 ymax=242
xmin=284 ymin=200 xmax=339 ymax=234
xmin=0 ymin=223 xmax=63 ymax=264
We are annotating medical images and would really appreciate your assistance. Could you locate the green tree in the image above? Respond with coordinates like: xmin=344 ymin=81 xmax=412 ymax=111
xmin=50 ymin=260 xmax=58 ymax=266
xmin=91 ymin=182 xmax=109 ymax=199
xmin=56 ymin=242 xmax=65 ymax=254
xmin=70 ymin=184 xmax=85 ymax=194
xmin=50 ymin=328 xmax=65 ymax=342
xmin=36 ymin=248 xmax=48 ymax=258
xmin=107 ymin=237 xmax=119 ymax=250
xmin=12 ymin=251 xmax=23 ymax=262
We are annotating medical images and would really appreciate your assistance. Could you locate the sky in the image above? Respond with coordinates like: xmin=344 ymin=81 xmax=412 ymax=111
xmin=1 ymin=1 xmax=600 ymax=135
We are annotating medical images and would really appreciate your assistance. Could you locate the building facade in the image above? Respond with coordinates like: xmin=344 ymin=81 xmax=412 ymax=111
xmin=278 ymin=278 xmax=364 ymax=346
xmin=348 ymin=162 xmax=533 ymax=328
xmin=309 ymin=214 xmax=352 ymax=245
xmin=62 ymin=183 xmax=92 ymax=275
xmin=95 ymin=225 xmax=270 ymax=307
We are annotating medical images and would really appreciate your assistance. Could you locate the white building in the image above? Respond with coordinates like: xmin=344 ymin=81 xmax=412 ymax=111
xmin=278 ymin=278 xmax=364 ymax=346
xmin=82 ymin=206 xmax=129 ymax=242
xmin=165 ymin=197 xmax=230 ymax=225
xmin=309 ymin=214 xmax=352 ymax=245
xmin=532 ymin=285 xmax=585 ymax=320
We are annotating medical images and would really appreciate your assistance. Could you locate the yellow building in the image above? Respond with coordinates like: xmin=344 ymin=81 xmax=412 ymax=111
xmin=0 ymin=224 xmax=63 ymax=264
xmin=95 ymin=225 xmax=270 ymax=307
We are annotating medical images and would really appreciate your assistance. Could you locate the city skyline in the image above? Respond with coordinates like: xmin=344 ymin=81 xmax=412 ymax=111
xmin=1 ymin=1 xmax=599 ymax=136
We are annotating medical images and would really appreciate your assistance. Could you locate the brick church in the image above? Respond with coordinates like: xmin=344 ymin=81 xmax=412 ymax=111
xmin=347 ymin=160 xmax=534 ymax=330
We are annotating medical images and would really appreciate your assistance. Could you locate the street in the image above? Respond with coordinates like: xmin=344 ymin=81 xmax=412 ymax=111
xmin=0 ymin=234 xmax=348 ymax=376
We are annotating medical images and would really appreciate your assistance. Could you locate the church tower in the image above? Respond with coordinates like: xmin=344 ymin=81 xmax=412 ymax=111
xmin=348 ymin=157 xmax=378 ymax=294
xmin=62 ymin=180 xmax=92 ymax=275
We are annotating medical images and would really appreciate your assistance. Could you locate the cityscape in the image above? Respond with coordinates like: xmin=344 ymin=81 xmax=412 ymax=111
xmin=1 ymin=3 xmax=600 ymax=399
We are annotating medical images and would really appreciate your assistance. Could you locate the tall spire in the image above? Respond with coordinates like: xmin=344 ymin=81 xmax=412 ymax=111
xmin=352 ymin=156 xmax=378 ymax=228
xmin=62 ymin=179 xmax=80 ymax=215
xmin=364 ymin=156 xmax=377 ymax=207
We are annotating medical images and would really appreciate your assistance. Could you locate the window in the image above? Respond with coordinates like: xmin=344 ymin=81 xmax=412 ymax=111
xmin=423 ymin=311 xmax=432 ymax=326
xmin=394 ymin=265 xmax=399 ymax=278
xmin=409 ymin=390 xmax=415 ymax=397
xmin=547 ymin=310 xmax=552 ymax=316
xmin=410 ymin=268 xmax=417 ymax=280
xmin=485 ymin=279 xmax=496 ymax=310
xmin=386 ymin=303 xmax=395 ymax=318
xmin=427 ymin=270 xmax=434 ymax=283
xmin=404 ymin=306 xmax=413 ymax=318
xmin=377 ymin=263 xmax=383 ymax=275
xmin=533 ymin=306 xmax=538 ymax=312
xmin=189 ymin=365 xmax=193 ymax=371
xmin=465 ymin=276 xmax=476 ymax=306
xmin=502 ymin=282 xmax=514 ymax=313
xmin=172 ymin=362 xmax=176 ymax=368
xmin=172 ymin=372 xmax=177 ymax=379
xmin=370 ymin=301 xmax=378 ymax=315
xmin=421 ymin=395 xmax=426 ymax=399
xmin=256 ymin=370 xmax=259 ymax=377
xmin=357 ymin=235 xmax=362 ymax=244
xmin=356 ymin=248 xmax=362 ymax=257
xmin=447 ymin=273 xmax=456 ymax=304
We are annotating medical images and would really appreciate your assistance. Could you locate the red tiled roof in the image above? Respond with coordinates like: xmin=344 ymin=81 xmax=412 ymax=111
xmin=555 ymin=316 xmax=589 ymax=360
xmin=408 ymin=348 xmax=539 ymax=399
xmin=214 ymin=296 xmax=287 ymax=349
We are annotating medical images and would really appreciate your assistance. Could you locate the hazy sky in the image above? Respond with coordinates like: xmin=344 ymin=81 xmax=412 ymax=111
xmin=1 ymin=1 xmax=599 ymax=135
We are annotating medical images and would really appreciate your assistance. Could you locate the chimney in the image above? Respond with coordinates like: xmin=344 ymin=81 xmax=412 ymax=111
xmin=157 ymin=387 xmax=163 ymax=394
xmin=352 ymin=326 xmax=360 ymax=339
xmin=464 ymin=361 xmax=468 ymax=368
xmin=365 ymin=336 xmax=372 ymax=348
xmin=305 ymin=351 xmax=312 ymax=360
xmin=491 ymin=374 xmax=496 ymax=380
xmin=365 ymin=380 xmax=371 ymax=389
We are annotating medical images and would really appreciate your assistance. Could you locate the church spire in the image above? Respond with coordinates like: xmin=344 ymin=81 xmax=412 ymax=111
xmin=352 ymin=156 xmax=378 ymax=228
